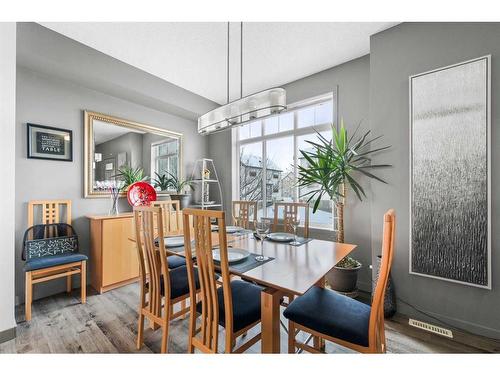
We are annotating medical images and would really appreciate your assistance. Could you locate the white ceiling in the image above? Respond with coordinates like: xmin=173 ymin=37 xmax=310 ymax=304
xmin=40 ymin=22 xmax=397 ymax=105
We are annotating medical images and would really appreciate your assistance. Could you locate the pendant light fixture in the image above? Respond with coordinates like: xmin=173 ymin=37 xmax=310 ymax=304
xmin=198 ymin=22 xmax=287 ymax=135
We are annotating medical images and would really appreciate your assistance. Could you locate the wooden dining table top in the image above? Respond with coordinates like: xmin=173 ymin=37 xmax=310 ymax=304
xmin=134 ymin=232 xmax=357 ymax=296
xmin=129 ymin=230 xmax=356 ymax=295
xmin=224 ymin=234 xmax=356 ymax=295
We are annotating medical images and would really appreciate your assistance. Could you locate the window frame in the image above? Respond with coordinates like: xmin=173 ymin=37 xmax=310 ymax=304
xmin=233 ymin=90 xmax=338 ymax=230
xmin=150 ymin=139 xmax=180 ymax=181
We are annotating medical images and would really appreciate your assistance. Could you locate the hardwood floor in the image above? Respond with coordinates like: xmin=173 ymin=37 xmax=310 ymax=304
xmin=1 ymin=283 xmax=498 ymax=354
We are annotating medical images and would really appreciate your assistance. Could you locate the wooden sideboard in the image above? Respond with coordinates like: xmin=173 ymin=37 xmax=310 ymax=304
xmin=87 ymin=210 xmax=191 ymax=293
xmin=87 ymin=213 xmax=139 ymax=293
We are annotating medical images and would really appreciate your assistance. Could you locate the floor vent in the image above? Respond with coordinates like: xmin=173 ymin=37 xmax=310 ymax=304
xmin=408 ymin=318 xmax=453 ymax=339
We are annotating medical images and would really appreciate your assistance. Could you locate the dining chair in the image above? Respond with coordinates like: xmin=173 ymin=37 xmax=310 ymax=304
xmin=273 ymin=202 xmax=310 ymax=238
xmin=24 ymin=200 xmax=87 ymax=321
xmin=284 ymin=209 xmax=396 ymax=354
xmin=232 ymin=200 xmax=257 ymax=229
xmin=182 ymin=208 xmax=263 ymax=353
xmin=151 ymin=200 xmax=186 ymax=269
xmin=134 ymin=205 xmax=198 ymax=353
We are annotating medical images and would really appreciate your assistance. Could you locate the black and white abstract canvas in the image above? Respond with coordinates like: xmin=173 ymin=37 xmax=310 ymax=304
xmin=409 ymin=56 xmax=491 ymax=289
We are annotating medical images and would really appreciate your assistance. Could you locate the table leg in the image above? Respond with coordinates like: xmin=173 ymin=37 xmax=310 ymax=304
xmin=261 ymin=287 xmax=283 ymax=353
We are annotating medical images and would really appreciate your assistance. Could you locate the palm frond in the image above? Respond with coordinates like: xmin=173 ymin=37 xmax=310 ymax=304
xmin=296 ymin=120 xmax=391 ymax=212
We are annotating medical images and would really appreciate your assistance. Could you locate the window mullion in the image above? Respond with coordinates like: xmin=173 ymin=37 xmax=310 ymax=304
xmin=262 ymin=139 xmax=267 ymax=218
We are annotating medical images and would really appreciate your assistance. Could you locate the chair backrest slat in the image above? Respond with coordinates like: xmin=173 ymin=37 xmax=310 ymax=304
xmin=368 ymin=209 xmax=396 ymax=350
xmin=151 ymin=200 xmax=182 ymax=235
xmin=232 ymin=200 xmax=257 ymax=229
xmin=28 ymin=200 xmax=72 ymax=240
xmin=273 ymin=202 xmax=309 ymax=238
xmin=183 ymin=208 xmax=232 ymax=353
xmin=134 ymin=206 xmax=171 ymax=321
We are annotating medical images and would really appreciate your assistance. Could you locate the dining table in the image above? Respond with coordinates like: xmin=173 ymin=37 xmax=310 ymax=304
xmin=130 ymin=230 xmax=356 ymax=353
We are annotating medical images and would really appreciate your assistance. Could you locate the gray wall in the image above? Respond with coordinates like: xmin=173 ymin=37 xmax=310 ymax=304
xmin=15 ymin=66 xmax=208 ymax=303
xmin=0 ymin=23 xmax=17 ymax=335
xmin=208 ymin=55 xmax=372 ymax=290
xmin=370 ymin=23 xmax=500 ymax=338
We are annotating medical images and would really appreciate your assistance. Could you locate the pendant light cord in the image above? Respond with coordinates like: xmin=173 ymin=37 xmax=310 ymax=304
xmin=240 ymin=21 xmax=243 ymax=99
xmin=227 ymin=21 xmax=230 ymax=104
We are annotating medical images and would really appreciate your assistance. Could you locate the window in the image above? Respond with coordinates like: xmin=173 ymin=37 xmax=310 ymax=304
xmin=151 ymin=139 xmax=179 ymax=179
xmin=235 ymin=93 xmax=337 ymax=230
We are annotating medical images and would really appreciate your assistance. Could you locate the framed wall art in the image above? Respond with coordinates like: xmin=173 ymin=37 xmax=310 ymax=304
xmin=27 ymin=123 xmax=73 ymax=162
xmin=409 ymin=55 xmax=491 ymax=289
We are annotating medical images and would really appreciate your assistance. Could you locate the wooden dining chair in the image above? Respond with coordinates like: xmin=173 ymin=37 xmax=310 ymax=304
xmin=151 ymin=200 xmax=186 ymax=269
xmin=24 ymin=200 xmax=87 ymax=321
xmin=134 ymin=205 xmax=198 ymax=353
xmin=273 ymin=202 xmax=310 ymax=238
xmin=284 ymin=209 xmax=396 ymax=354
xmin=182 ymin=208 xmax=263 ymax=353
xmin=232 ymin=200 xmax=257 ymax=229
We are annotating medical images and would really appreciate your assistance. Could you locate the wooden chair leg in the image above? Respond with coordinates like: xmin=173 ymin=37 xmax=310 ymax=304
xmin=160 ymin=321 xmax=169 ymax=353
xmin=80 ymin=261 xmax=87 ymax=304
xmin=25 ymin=271 xmax=32 ymax=321
xmin=180 ymin=299 xmax=186 ymax=319
xmin=66 ymin=274 xmax=72 ymax=293
xmin=137 ymin=311 xmax=145 ymax=350
xmin=288 ymin=320 xmax=295 ymax=353
xmin=188 ymin=303 xmax=196 ymax=353
xmin=225 ymin=332 xmax=233 ymax=354
xmin=313 ymin=335 xmax=321 ymax=352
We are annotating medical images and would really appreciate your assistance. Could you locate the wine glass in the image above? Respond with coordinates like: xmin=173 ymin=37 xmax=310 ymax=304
xmin=289 ymin=215 xmax=301 ymax=245
xmin=254 ymin=218 xmax=271 ymax=261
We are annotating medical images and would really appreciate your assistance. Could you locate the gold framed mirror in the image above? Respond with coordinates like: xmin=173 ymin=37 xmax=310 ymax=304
xmin=84 ymin=111 xmax=183 ymax=198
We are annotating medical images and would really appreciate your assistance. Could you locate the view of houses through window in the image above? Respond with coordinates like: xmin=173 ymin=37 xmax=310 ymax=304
xmin=236 ymin=95 xmax=336 ymax=229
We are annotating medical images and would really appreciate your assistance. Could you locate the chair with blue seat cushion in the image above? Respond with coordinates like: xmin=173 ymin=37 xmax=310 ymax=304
xmin=284 ymin=209 xmax=396 ymax=354
xmin=167 ymin=255 xmax=186 ymax=269
xmin=146 ymin=265 xmax=200 ymax=299
xmin=183 ymin=208 xmax=263 ymax=353
xmin=23 ymin=200 xmax=88 ymax=322
xmin=152 ymin=201 xmax=187 ymax=270
xmin=196 ymin=279 xmax=263 ymax=334
xmin=134 ymin=206 xmax=199 ymax=354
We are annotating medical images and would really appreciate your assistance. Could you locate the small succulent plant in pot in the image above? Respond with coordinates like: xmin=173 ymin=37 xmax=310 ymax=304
xmin=153 ymin=172 xmax=194 ymax=209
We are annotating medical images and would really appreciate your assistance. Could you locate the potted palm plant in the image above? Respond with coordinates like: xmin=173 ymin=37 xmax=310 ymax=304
xmin=114 ymin=166 xmax=148 ymax=191
xmin=154 ymin=171 xmax=194 ymax=209
xmin=297 ymin=120 xmax=391 ymax=292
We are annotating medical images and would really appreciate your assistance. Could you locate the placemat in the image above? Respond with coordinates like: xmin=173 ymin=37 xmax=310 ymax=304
xmin=226 ymin=252 xmax=275 ymax=274
xmin=253 ymin=232 xmax=312 ymax=247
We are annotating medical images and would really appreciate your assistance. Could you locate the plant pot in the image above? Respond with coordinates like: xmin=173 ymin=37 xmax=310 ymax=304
xmin=373 ymin=255 xmax=397 ymax=318
xmin=326 ymin=264 xmax=361 ymax=293
xmin=169 ymin=193 xmax=191 ymax=209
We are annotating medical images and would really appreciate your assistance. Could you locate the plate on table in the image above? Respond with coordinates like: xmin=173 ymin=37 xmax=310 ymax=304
xmin=211 ymin=225 xmax=243 ymax=234
xmin=212 ymin=248 xmax=250 ymax=264
xmin=268 ymin=232 xmax=294 ymax=242
xmin=163 ymin=236 xmax=185 ymax=248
